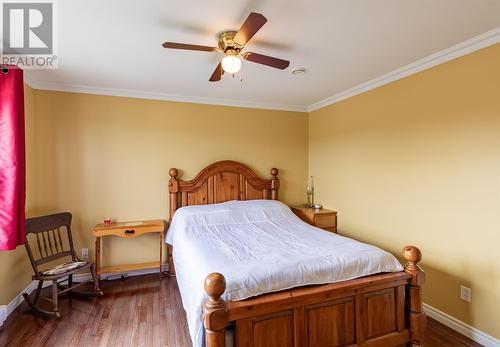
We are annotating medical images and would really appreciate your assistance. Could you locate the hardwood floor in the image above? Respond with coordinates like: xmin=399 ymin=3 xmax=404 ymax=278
xmin=0 ymin=274 xmax=482 ymax=347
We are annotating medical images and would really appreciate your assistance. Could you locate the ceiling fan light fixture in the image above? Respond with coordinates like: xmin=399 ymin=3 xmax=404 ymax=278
xmin=163 ymin=13 xmax=290 ymax=82
xmin=221 ymin=49 xmax=241 ymax=74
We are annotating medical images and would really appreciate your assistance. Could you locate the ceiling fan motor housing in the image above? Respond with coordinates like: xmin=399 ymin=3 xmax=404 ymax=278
xmin=218 ymin=31 xmax=242 ymax=52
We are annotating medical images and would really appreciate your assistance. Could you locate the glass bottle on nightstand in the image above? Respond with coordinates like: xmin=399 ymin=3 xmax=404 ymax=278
xmin=307 ymin=176 xmax=314 ymax=207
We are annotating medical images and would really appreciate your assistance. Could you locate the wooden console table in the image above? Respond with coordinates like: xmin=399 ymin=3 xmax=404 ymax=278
xmin=93 ymin=219 xmax=165 ymax=278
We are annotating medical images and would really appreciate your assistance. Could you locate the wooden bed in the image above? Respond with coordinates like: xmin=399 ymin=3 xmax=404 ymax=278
xmin=168 ymin=160 xmax=425 ymax=347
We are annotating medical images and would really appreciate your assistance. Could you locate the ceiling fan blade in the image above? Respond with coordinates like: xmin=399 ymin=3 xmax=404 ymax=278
xmin=244 ymin=52 xmax=290 ymax=70
xmin=209 ymin=62 xmax=224 ymax=82
xmin=162 ymin=42 xmax=216 ymax=52
xmin=234 ymin=12 xmax=267 ymax=45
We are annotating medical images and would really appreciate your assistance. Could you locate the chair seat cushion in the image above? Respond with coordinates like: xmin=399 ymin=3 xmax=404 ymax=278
xmin=42 ymin=261 xmax=87 ymax=276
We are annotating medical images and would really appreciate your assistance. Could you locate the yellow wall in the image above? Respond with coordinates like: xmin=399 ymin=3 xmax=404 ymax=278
xmin=2 ymin=45 xmax=498 ymax=340
xmin=28 ymin=91 xmax=308 ymax=271
xmin=309 ymin=43 xmax=500 ymax=338
xmin=0 ymin=85 xmax=38 ymax=305
xmin=1 ymin=89 xmax=308 ymax=306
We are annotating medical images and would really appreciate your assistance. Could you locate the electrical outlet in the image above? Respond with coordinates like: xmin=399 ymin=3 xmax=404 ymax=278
xmin=81 ymin=248 xmax=89 ymax=259
xmin=460 ymin=285 xmax=471 ymax=303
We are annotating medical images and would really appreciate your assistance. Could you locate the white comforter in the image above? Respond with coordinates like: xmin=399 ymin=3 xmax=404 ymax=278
xmin=166 ymin=200 xmax=403 ymax=347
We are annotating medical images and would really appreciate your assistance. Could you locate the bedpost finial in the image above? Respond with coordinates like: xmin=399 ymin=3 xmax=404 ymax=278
xmin=403 ymin=245 xmax=422 ymax=273
xmin=270 ymin=168 xmax=279 ymax=200
xmin=403 ymin=245 xmax=421 ymax=263
xmin=204 ymin=273 xmax=228 ymax=346
xmin=204 ymin=272 xmax=226 ymax=300
xmin=403 ymin=245 xmax=425 ymax=345
xmin=169 ymin=168 xmax=178 ymax=178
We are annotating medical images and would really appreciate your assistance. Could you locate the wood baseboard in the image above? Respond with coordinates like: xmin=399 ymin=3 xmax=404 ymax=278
xmin=0 ymin=305 xmax=7 ymax=326
xmin=423 ymin=303 xmax=499 ymax=347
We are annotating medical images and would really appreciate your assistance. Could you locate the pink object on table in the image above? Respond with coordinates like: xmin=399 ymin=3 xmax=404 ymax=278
xmin=103 ymin=218 xmax=111 ymax=227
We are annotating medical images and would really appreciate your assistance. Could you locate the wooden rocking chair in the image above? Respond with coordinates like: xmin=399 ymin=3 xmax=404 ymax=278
xmin=23 ymin=212 xmax=102 ymax=318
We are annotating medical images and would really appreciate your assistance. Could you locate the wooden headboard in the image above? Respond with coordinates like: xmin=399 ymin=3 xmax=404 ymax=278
xmin=168 ymin=160 xmax=279 ymax=220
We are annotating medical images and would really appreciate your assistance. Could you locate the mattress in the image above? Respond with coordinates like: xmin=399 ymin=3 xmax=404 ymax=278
xmin=165 ymin=199 xmax=403 ymax=347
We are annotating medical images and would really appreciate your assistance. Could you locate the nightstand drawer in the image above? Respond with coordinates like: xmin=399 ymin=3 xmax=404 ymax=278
xmin=93 ymin=220 xmax=164 ymax=238
xmin=314 ymin=214 xmax=336 ymax=228
xmin=290 ymin=206 xmax=337 ymax=233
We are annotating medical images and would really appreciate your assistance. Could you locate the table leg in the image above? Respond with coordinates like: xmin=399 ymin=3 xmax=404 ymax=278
xmin=95 ymin=236 xmax=101 ymax=279
xmin=159 ymin=231 xmax=163 ymax=278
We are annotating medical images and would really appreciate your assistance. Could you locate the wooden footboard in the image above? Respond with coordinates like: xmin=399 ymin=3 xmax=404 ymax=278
xmin=203 ymin=246 xmax=425 ymax=347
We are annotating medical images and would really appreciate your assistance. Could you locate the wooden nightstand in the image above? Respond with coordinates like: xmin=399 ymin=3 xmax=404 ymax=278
xmin=291 ymin=206 xmax=337 ymax=233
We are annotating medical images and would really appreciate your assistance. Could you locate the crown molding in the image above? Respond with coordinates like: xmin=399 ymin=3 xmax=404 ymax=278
xmin=307 ymin=27 xmax=500 ymax=112
xmin=22 ymin=75 xmax=307 ymax=113
xmin=24 ymin=27 xmax=499 ymax=114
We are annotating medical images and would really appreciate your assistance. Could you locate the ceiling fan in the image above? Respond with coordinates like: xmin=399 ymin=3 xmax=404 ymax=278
xmin=162 ymin=12 xmax=290 ymax=82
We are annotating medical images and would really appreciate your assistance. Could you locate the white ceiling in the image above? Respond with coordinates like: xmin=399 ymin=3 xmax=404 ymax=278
xmin=27 ymin=0 xmax=500 ymax=111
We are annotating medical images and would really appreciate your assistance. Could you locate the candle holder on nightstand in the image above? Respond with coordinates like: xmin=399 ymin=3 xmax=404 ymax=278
xmin=306 ymin=176 xmax=322 ymax=209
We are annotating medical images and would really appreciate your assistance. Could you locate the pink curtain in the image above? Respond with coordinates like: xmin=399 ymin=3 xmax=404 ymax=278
xmin=0 ymin=66 xmax=25 ymax=251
